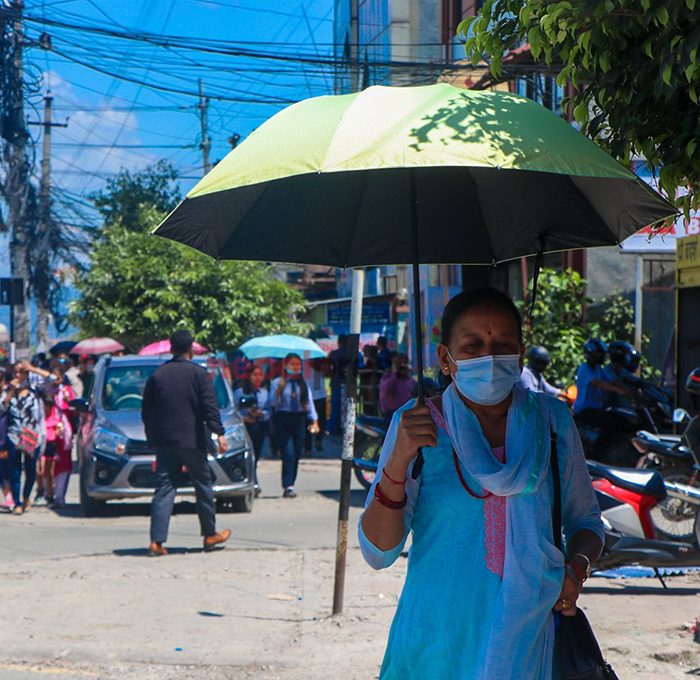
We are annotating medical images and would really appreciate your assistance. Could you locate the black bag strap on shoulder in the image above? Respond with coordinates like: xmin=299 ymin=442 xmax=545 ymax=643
xmin=550 ymin=429 xmax=562 ymax=552
xmin=550 ymin=427 xmax=621 ymax=680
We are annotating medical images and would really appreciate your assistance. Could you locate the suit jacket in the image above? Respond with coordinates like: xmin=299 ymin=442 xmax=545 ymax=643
xmin=141 ymin=356 xmax=225 ymax=450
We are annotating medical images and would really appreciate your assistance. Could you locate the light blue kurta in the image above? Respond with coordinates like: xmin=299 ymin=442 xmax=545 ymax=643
xmin=359 ymin=394 xmax=604 ymax=680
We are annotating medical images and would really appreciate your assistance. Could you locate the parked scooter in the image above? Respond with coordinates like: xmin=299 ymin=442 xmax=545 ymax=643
xmin=588 ymin=459 xmax=700 ymax=585
xmin=633 ymin=407 xmax=700 ymax=541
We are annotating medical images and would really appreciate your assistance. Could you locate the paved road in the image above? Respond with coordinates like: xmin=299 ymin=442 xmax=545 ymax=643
xmin=1 ymin=439 xmax=368 ymax=565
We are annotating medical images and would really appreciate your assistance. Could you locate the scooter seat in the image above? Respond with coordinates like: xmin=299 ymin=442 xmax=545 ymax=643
xmin=587 ymin=461 xmax=667 ymax=500
xmin=637 ymin=430 xmax=682 ymax=445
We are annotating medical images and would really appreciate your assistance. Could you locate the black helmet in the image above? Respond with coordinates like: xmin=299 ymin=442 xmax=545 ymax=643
xmin=608 ymin=340 xmax=634 ymax=367
xmin=583 ymin=338 xmax=607 ymax=365
xmin=686 ymin=368 xmax=700 ymax=396
xmin=526 ymin=346 xmax=550 ymax=372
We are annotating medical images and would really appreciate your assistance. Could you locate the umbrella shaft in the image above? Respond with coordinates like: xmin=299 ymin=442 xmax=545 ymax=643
xmin=409 ymin=168 xmax=424 ymax=405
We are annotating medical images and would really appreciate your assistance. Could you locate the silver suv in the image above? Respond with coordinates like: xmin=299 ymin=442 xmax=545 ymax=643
xmin=73 ymin=355 xmax=255 ymax=517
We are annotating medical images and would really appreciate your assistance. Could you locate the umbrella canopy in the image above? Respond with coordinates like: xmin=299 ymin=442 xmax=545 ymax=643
xmin=139 ymin=339 xmax=209 ymax=356
xmin=239 ymin=334 xmax=327 ymax=360
xmin=71 ymin=337 xmax=124 ymax=356
xmin=49 ymin=340 xmax=76 ymax=356
xmin=155 ymin=83 xmax=675 ymax=267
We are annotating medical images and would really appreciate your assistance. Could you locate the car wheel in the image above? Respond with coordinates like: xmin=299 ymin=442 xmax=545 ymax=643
xmin=80 ymin=471 xmax=106 ymax=518
xmin=226 ymin=493 xmax=254 ymax=514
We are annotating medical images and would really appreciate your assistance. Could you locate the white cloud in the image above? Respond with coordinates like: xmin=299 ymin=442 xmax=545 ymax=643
xmin=42 ymin=70 xmax=158 ymax=193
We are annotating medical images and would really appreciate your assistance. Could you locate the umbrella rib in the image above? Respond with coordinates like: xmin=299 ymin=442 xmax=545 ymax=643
xmin=465 ymin=168 xmax=497 ymax=266
xmin=216 ymin=181 xmax=274 ymax=260
xmin=341 ymin=169 xmax=370 ymax=269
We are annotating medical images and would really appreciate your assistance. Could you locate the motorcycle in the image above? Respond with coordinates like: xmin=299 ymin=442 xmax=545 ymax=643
xmin=575 ymin=382 xmax=673 ymax=467
xmin=588 ymin=459 xmax=700 ymax=585
xmin=633 ymin=407 xmax=700 ymax=542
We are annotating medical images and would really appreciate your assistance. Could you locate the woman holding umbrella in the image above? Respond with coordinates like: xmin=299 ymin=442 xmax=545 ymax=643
xmin=359 ymin=288 xmax=604 ymax=679
xmin=269 ymin=353 xmax=320 ymax=498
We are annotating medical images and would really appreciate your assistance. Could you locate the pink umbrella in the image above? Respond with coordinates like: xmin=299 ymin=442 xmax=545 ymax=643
xmin=71 ymin=337 xmax=125 ymax=355
xmin=139 ymin=339 xmax=208 ymax=356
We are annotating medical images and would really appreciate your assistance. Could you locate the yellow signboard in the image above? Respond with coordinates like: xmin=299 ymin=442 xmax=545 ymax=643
xmin=677 ymin=234 xmax=700 ymax=288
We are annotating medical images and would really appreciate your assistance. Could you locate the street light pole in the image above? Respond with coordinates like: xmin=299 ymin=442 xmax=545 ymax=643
xmin=332 ymin=267 xmax=364 ymax=615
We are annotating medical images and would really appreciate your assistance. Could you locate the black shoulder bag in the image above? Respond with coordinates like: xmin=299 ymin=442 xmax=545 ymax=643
xmin=551 ymin=430 xmax=620 ymax=680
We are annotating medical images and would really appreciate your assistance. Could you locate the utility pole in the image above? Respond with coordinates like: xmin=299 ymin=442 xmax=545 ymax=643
xmin=197 ymin=79 xmax=212 ymax=175
xmin=30 ymin=93 xmax=67 ymax=351
xmin=349 ymin=0 xmax=360 ymax=93
xmin=1 ymin=1 xmax=31 ymax=359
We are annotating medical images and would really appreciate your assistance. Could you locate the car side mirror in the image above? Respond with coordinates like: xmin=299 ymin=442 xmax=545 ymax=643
xmin=238 ymin=395 xmax=257 ymax=410
xmin=673 ymin=408 xmax=690 ymax=424
xmin=69 ymin=398 xmax=89 ymax=413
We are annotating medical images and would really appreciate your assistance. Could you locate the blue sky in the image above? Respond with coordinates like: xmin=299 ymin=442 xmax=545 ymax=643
xmin=2 ymin=0 xmax=336 ymax=339
xmin=21 ymin=0 xmax=336 ymax=199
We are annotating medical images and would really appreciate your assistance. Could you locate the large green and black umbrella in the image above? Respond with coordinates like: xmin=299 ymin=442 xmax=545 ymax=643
xmin=156 ymin=83 xmax=672 ymax=266
xmin=155 ymin=83 xmax=674 ymax=387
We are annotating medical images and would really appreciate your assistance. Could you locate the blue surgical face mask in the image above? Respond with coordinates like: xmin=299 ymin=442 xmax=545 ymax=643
xmin=286 ymin=368 xmax=301 ymax=377
xmin=447 ymin=350 xmax=521 ymax=406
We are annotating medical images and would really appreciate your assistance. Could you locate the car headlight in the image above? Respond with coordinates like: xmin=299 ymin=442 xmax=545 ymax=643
xmin=94 ymin=427 xmax=128 ymax=456
xmin=215 ymin=425 xmax=247 ymax=453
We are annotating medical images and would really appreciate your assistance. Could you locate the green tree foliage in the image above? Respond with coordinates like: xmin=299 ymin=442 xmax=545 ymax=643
xmin=72 ymin=165 xmax=308 ymax=350
xmin=89 ymin=160 xmax=181 ymax=230
xmin=518 ymin=268 xmax=591 ymax=385
xmin=460 ymin=1 xmax=700 ymax=215
xmin=519 ymin=268 xmax=657 ymax=385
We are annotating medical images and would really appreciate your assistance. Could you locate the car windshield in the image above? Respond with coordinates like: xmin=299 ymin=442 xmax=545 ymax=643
xmin=102 ymin=365 xmax=230 ymax=411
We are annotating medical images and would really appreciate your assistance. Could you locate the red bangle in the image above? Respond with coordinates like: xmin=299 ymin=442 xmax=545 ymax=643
xmin=374 ymin=483 xmax=407 ymax=510
xmin=382 ymin=468 xmax=407 ymax=485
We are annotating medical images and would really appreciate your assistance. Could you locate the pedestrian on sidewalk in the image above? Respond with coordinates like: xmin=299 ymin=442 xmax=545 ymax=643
xmin=305 ymin=357 xmax=328 ymax=454
xmin=1 ymin=363 xmax=45 ymax=515
xmin=234 ymin=365 xmax=270 ymax=497
xmin=328 ymin=335 xmax=350 ymax=435
xmin=359 ymin=287 xmax=604 ymax=679
xmin=0 ymin=368 xmax=14 ymax=509
xmin=269 ymin=353 xmax=320 ymax=498
xmin=379 ymin=354 xmax=417 ymax=428
xmin=141 ymin=330 xmax=231 ymax=556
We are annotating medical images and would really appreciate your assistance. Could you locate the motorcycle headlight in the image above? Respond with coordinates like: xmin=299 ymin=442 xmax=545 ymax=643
xmin=94 ymin=427 xmax=128 ymax=456
xmin=215 ymin=425 xmax=247 ymax=453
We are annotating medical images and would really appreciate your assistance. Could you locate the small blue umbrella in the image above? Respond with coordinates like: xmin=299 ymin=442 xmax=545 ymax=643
xmin=239 ymin=334 xmax=327 ymax=360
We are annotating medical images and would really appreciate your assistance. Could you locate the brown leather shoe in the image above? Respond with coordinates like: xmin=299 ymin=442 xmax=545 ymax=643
xmin=148 ymin=541 xmax=168 ymax=557
xmin=203 ymin=529 xmax=231 ymax=552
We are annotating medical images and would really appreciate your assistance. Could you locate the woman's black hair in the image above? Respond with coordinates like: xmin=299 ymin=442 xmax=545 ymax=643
xmin=242 ymin=365 xmax=264 ymax=394
xmin=440 ymin=287 xmax=523 ymax=346
xmin=284 ymin=352 xmax=309 ymax=410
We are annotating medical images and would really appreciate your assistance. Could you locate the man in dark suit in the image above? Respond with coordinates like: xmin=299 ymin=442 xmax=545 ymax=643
xmin=142 ymin=329 xmax=231 ymax=556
